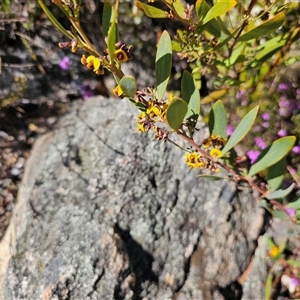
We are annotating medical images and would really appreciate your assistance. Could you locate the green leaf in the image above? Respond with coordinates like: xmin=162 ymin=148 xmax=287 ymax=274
xmin=201 ymin=89 xmax=227 ymax=104
xmin=287 ymin=197 xmax=300 ymax=209
xmin=195 ymin=0 xmax=210 ymax=22
xmin=103 ymin=1 xmax=112 ymax=38
xmin=248 ymin=136 xmax=296 ymax=177
xmin=255 ymin=28 xmax=300 ymax=62
xmin=181 ymin=71 xmax=200 ymax=120
xmin=287 ymin=259 xmax=300 ymax=267
xmin=265 ymin=183 xmax=295 ymax=200
xmin=119 ymin=76 xmax=137 ymax=98
xmin=217 ymin=16 xmax=231 ymax=35
xmin=135 ymin=1 xmax=167 ymax=18
xmin=156 ymin=30 xmax=172 ymax=100
xmin=221 ymin=106 xmax=259 ymax=156
xmin=107 ymin=9 xmax=118 ymax=64
xmin=205 ymin=19 xmax=221 ymax=38
xmin=265 ymin=272 xmax=273 ymax=300
xmin=173 ymin=1 xmax=186 ymax=20
xmin=208 ymin=100 xmax=227 ymax=139
xmin=238 ymin=12 xmax=285 ymax=42
xmin=196 ymin=174 xmax=227 ymax=181
xmin=166 ymin=97 xmax=188 ymax=130
xmin=202 ymin=1 xmax=237 ymax=25
xmin=223 ymin=42 xmax=245 ymax=67
xmin=37 ymin=0 xmax=74 ymax=40
xmin=266 ymin=158 xmax=286 ymax=191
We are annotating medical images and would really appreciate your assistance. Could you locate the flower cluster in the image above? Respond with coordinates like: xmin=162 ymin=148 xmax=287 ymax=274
xmin=135 ymin=93 xmax=172 ymax=141
xmin=184 ymin=135 xmax=226 ymax=171
xmin=80 ymin=42 xmax=133 ymax=75
xmin=81 ymin=54 xmax=104 ymax=75
xmin=203 ymin=135 xmax=226 ymax=157
xmin=104 ymin=41 xmax=133 ymax=63
xmin=185 ymin=151 xmax=221 ymax=172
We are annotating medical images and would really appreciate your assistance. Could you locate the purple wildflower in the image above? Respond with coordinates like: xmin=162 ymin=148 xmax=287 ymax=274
xmin=255 ymin=137 xmax=267 ymax=150
xmin=247 ymin=150 xmax=261 ymax=164
xmin=278 ymin=83 xmax=291 ymax=91
xmin=81 ymin=84 xmax=95 ymax=100
xmin=236 ymin=89 xmax=246 ymax=99
xmin=59 ymin=56 xmax=71 ymax=71
xmin=261 ymin=112 xmax=270 ymax=121
xmin=281 ymin=275 xmax=299 ymax=294
xmin=292 ymin=146 xmax=300 ymax=154
xmin=279 ymin=96 xmax=296 ymax=117
xmin=262 ymin=122 xmax=269 ymax=128
xmin=278 ymin=129 xmax=287 ymax=137
xmin=227 ymin=125 xmax=234 ymax=136
xmin=285 ymin=207 xmax=296 ymax=218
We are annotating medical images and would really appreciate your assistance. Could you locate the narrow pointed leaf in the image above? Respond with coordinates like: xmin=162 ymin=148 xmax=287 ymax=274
xmin=195 ymin=0 xmax=210 ymax=22
xmin=119 ymin=76 xmax=137 ymax=98
xmin=135 ymin=1 xmax=167 ymax=18
xmin=265 ymin=272 xmax=273 ymax=300
xmin=248 ymin=136 xmax=296 ymax=177
xmin=156 ymin=31 xmax=172 ymax=99
xmin=205 ymin=19 xmax=221 ymax=37
xmin=266 ymin=158 xmax=286 ymax=191
xmin=265 ymin=183 xmax=295 ymax=200
xmin=196 ymin=174 xmax=227 ymax=181
xmin=173 ymin=1 xmax=186 ymax=20
xmin=202 ymin=1 xmax=237 ymax=25
xmin=238 ymin=12 xmax=285 ymax=42
xmin=181 ymin=71 xmax=200 ymax=120
xmin=201 ymin=89 xmax=227 ymax=104
xmin=208 ymin=100 xmax=227 ymax=139
xmin=107 ymin=11 xmax=118 ymax=64
xmin=166 ymin=98 xmax=188 ymax=130
xmin=222 ymin=106 xmax=259 ymax=155
xmin=103 ymin=1 xmax=113 ymax=37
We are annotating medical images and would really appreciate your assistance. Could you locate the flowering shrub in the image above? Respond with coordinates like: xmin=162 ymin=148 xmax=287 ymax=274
xmin=38 ymin=0 xmax=300 ymax=298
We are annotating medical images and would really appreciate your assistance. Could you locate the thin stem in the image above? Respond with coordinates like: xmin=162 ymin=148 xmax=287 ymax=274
xmin=37 ymin=0 xmax=74 ymax=40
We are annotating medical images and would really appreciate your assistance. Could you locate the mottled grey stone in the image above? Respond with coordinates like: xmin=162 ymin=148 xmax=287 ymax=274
xmin=0 ymin=97 xmax=266 ymax=299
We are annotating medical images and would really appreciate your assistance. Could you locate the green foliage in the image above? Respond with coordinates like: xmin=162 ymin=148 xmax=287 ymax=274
xmin=208 ymin=100 xmax=227 ymax=139
xmin=119 ymin=76 xmax=137 ymax=98
xmin=238 ymin=12 xmax=285 ymax=42
xmin=222 ymin=106 xmax=259 ymax=156
xmin=266 ymin=158 xmax=286 ymax=191
xmin=166 ymin=97 xmax=187 ymax=130
xmin=248 ymin=136 xmax=296 ymax=177
xmin=102 ymin=1 xmax=113 ymax=38
xmin=155 ymin=31 xmax=172 ymax=100
xmin=135 ymin=1 xmax=167 ymax=18
xmin=201 ymin=1 xmax=237 ymax=25
xmin=181 ymin=71 xmax=200 ymax=120
xmin=265 ymin=183 xmax=295 ymax=200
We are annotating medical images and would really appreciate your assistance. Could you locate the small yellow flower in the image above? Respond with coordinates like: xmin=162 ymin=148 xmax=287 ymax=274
xmin=113 ymin=85 xmax=124 ymax=97
xmin=269 ymin=246 xmax=280 ymax=258
xmin=114 ymin=49 xmax=128 ymax=62
xmin=137 ymin=122 xmax=146 ymax=132
xmin=147 ymin=105 xmax=161 ymax=116
xmin=185 ymin=152 xmax=206 ymax=169
xmin=86 ymin=55 xmax=101 ymax=72
xmin=210 ymin=148 xmax=222 ymax=158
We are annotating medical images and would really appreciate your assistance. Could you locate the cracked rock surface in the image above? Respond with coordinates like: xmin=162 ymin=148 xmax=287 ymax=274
xmin=0 ymin=97 xmax=265 ymax=299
